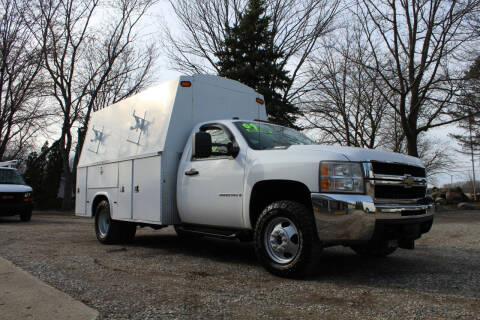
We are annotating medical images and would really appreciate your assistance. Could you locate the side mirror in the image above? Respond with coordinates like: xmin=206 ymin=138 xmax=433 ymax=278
xmin=193 ymin=132 xmax=212 ymax=158
xmin=226 ymin=142 xmax=240 ymax=158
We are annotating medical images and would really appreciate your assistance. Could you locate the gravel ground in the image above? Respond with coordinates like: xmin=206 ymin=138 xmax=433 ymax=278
xmin=1 ymin=210 xmax=479 ymax=319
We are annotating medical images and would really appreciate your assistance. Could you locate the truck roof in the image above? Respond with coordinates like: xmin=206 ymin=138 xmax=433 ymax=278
xmin=78 ymin=75 xmax=267 ymax=167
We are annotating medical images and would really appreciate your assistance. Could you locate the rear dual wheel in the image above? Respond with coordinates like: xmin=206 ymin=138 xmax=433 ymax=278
xmin=95 ymin=200 xmax=136 ymax=244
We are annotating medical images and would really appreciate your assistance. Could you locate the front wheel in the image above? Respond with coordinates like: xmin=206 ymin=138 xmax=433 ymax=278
xmin=254 ymin=200 xmax=320 ymax=278
xmin=20 ymin=209 xmax=32 ymax=222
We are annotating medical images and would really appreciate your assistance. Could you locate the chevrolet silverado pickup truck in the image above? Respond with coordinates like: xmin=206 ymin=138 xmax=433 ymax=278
xmin=75 ymin=75 xmax=434 ymax=277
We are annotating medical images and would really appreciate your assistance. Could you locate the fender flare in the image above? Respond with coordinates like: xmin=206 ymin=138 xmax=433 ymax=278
xmin=90 ymin=191 xmax=114 ymax=217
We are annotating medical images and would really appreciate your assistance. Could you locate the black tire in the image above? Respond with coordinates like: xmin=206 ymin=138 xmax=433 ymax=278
xmin=254 ymin=200 xmax=320 ymax=278
xmin=120 ymin=222 xmax=137 ymax=243
xmin=20 ymin=209 xmax=32 ymax=222
xmin=94 ymin=200 xmax=136 ymax=244
xmin=350 ymin=241 xmax=397 ymax=257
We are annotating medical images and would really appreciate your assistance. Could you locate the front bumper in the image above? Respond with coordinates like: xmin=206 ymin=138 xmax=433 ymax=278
xmin=0 ymin=202 xmax=33 ymax=216
xmin=311 ymin=193 xmax=434 ymax=243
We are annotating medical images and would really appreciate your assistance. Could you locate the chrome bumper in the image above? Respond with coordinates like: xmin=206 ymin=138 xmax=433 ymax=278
xmin=311 ymin=193 xmax=434 ymax=242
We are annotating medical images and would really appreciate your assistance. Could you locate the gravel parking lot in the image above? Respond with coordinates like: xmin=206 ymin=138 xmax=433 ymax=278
xmin=1 ymin=210 xmax=479 ymax=319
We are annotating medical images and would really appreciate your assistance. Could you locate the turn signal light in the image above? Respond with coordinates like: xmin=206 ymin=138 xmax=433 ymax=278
xmin=321 ymin=178 xmax=330 ymax=191
xmin=321 ymin=163 xmax=329 ymax=176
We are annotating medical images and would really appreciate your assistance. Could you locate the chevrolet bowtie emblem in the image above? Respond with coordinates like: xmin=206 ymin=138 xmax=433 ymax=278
xmin=403 ymin=175 xmax=415 ymax=188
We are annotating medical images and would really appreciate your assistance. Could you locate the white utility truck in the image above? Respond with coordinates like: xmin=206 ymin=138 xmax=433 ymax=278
xmin=76 ymin=75 xmax=434 ymax=277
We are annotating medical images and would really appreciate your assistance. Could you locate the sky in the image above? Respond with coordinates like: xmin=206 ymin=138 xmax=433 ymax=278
xmin=428 ymin=125 xmax=476 ymax=187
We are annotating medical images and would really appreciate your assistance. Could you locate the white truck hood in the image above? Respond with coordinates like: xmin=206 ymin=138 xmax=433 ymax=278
xmin=288 ymin=145 xmax=424 ymax=168
xmin=0 ymin=184 xmax=32 ymax=193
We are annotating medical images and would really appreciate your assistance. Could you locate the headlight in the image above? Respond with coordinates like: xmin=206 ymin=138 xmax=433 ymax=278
xmin=320 ymin=161 xmax=364 ymax=194
xmin=24 ymin=192 xmax=32 ymax=198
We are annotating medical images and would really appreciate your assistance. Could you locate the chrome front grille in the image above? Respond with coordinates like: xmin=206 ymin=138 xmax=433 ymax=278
xmin=365 ymin=162 xmax=427 ymax=202
xmin=371 ymin=161 xmax=426 ymax=178
xmin=374 ymin=185 xmax=426 ymax=200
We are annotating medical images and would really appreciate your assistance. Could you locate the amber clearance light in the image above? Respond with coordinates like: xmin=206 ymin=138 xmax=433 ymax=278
xmin=256 ymin=98 xmax=264 ymax=105
xmin=180 ymin=81 xmax=192 ymax=87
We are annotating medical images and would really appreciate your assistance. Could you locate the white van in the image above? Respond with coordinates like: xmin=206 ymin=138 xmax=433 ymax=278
xmin=0 ymin=161 xmax=33 ymax=221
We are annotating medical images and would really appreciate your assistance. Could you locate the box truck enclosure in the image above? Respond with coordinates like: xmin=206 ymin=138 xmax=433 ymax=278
xmin=75 ymin=75 xmax=267 ymax=225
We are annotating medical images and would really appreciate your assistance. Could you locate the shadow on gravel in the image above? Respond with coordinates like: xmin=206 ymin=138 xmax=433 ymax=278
xmin=131 ymin=234 xmax=258 ymax=266
xmin=129 ymin=233 xmax=480 ymax=299
xmin=306 ymin=247 xmax=480 ymax=299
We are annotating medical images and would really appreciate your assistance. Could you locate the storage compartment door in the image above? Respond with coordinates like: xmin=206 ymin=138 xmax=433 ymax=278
xmin=87 ymin=163 xmax=118 ymax=188
xmin=133 ymin=156 xmax=161 ymax=222
xmin=75 ymin=167 xmax=87 ymax=216
xmin=115 ymin=160 xmax=133 ymax=220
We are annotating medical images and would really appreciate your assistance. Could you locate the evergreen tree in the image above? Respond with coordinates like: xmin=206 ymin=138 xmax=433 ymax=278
xmin=43 ymin=142 xmax=63 ymax=208
xmin=23 ymin=141 xmax=63 ymax=209
xmin=215 ymin=0 xmax=301 ymax=128
xmin=450 ymin=56 xmax=480 ymax=197
xmin=450 ymin=56 xmax=480 ymax=151
xmin=24 ymin=142 xmax=48 ymax=208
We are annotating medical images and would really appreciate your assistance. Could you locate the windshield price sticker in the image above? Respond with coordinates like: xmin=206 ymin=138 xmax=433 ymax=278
xmin=242 ymin=123 xmax=272 ymax=134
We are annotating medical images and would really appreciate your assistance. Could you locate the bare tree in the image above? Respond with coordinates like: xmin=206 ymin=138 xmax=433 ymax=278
xmin=355 ymin=0 xmax=480 ymax=157
xmin=162 ymin=0 xmax=340 ymax=106
xmin=0 ymin=0 xmax=50 ymax=161
xmin=417 ymin=136 xmax=453 ymax=179
xmin=35 ymin=0 xmax=156 ymax=210
xmin=303 ymin=27 xmax=391 ymax=148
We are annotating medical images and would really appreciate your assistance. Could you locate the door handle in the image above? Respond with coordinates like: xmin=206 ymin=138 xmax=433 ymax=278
xmin=185 ymin=168 xmax=199 ymax=176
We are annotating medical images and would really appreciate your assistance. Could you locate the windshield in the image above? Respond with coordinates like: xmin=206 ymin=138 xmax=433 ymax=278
xmin=234 ymin=121 xmax=314 ymax=150
xmin=0 ymin=168 xmax=26 ymax=185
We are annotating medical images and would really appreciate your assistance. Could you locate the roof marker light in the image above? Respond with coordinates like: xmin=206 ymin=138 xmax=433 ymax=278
xmin=181 ymin=81 xmax=192 ymax=87
xmin=256 ymin=98 xmax=264 ymax=105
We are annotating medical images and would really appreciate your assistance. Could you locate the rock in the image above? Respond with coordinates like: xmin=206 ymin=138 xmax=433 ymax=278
xmin=457 ymin=202 xmax=475 ymax=210
xmin=446 ymin=191 xmax=464 ymax=204
xmin=431 ymin=192 xmax=442 ymax=199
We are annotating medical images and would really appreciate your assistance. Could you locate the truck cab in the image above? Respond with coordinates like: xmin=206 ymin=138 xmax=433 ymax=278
xmin=76 ymin=75 xmax=433 ymax=277
xmin=175 ymin=119 xmax=433 ymax=276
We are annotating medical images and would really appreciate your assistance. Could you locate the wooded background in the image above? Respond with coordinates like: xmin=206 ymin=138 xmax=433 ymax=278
xmin=1 ymin=0 xmax=479 ymax=209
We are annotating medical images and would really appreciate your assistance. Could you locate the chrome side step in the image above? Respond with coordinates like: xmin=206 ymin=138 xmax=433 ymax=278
xmin=176 ymin=226 xmax=238 ymax=239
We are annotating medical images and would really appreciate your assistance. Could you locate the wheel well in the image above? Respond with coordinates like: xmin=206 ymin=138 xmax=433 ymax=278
xmin=249 ymin=180 xmax=312 ymax=228
xmin=91 ymin=195 xmax=108 ymax=216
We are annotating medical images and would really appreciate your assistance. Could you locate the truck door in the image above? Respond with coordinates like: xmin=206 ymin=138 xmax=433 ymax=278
xmin=178 ymin=124 xmax=244 ymax=228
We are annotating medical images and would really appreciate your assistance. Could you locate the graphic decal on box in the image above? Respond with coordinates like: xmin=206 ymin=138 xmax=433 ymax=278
xmin=88 ymin=126 xmax=107 ymax=153
xmin=127 ymin=109 xmax=153 ymax=145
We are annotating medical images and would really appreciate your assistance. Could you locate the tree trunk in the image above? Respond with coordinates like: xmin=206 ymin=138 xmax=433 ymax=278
xmin=405 ymin=131 xmax=419 ymax=157
xmin=61 ymin=167 xmax=73 ymax=211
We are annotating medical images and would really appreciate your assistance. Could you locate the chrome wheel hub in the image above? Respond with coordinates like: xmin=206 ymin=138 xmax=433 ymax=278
xmin=98 ymin=209 xmax=110 ymax=238
xmin=264 ymin=217 xmax=300 ymax=264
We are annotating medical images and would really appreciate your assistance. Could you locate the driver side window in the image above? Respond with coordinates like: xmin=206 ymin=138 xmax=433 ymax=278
xmin=203 ymin=127 xmax=232 ymax=157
